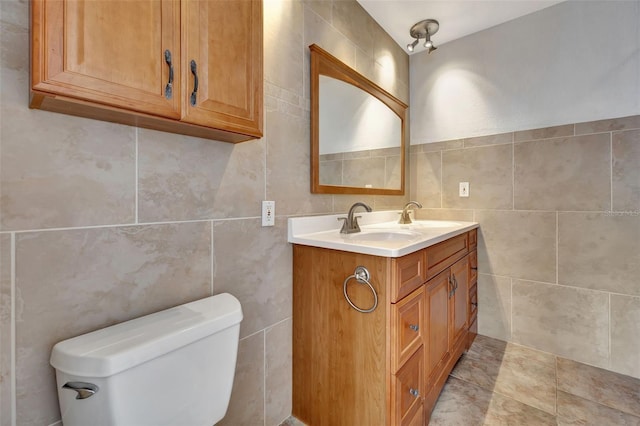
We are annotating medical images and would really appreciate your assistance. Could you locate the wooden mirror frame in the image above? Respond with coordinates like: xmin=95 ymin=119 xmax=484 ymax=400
xmin=310 ymin=44 xmax=408 ymax=195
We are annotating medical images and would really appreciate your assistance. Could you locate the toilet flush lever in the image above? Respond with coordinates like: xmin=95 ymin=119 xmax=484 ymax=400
xmin=63 ymin=382 xmax=99 ymax=399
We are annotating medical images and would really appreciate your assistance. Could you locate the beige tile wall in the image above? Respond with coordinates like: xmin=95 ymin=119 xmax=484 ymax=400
xmin=413 ymin=115 xmax=640 ymax=380
xmin=0 ymin=0 xmax=409 ymax=425
xmin=319 ymin=147 xmax=402 ymax=189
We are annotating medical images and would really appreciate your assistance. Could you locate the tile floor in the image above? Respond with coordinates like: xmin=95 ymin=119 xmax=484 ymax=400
xmin=430 ymin=335 xmax=640 ymax=425
xmin=284 ymin=335 xmax=640 ymax=425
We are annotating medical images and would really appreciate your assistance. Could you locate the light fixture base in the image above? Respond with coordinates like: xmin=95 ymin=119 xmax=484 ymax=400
xmin=409 ymin=19 xmax=439 ymax=39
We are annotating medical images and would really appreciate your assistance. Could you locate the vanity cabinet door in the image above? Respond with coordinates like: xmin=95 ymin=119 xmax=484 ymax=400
xmin=469 ymin=249 xmax=478 ymax=284
xmin=450 ymin=255 xmax=469 ymax=345
xmin=182 ymin=0 xmax=263 ymax=138
xmin=31 ymin=0 xmax=182 ymax=118
xmin=425 ymin=269 xmax=450 ymax=381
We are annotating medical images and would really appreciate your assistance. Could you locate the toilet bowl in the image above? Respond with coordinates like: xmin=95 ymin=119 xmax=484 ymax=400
xmin=50 ymin=293 xmax=242 ymax=426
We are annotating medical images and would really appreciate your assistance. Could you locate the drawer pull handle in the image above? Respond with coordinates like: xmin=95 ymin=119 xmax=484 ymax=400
xmin=409 ymin=324 xmax=419 ymax=332
xmin=448 ymin=276 xmax=454 ymax=298
xmin=190 ymin=59 xmax=199 ymax=106
xmin=343 ymin=266 xmax=378 ymax=313
xmin=471 ymin=302 xmax=478 ymax=307
xmin=471 ymin=266 xmax=478 ymax=271
xmin=164 ymin=49 xmax=173 ymax=99
xmin=409 ymin=388 xmax=420 ymax=398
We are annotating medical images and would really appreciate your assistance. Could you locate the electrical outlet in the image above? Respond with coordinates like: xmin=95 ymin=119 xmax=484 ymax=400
xmin=459 ymin=182 xmax=470 ymax=197
xmin=262 ymin=201 xmax=275 ymax=226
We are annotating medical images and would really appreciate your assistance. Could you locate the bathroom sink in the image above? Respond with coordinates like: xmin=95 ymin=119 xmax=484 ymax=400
xmin=288 ymin=210 xmax=478 ymax=257
xmin=408 ymin=220 xmax=464 ymax=229
xmin=348 ymin=231 xmax=421 ymax=242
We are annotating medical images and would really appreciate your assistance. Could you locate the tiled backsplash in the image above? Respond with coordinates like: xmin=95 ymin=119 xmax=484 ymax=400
xmin=412 ymin=115 xmax=640 ymax=380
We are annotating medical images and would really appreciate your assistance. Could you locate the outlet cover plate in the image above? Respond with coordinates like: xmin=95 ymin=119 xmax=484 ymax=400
xmin=459 ymin=182 xmax=469 ymax=197
xmin=262 ymin=201 xmax=275 ymax=226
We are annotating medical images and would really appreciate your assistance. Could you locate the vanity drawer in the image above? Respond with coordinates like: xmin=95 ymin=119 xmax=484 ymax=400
xmin=391 ymin=347 xmax=424 ymax=426
xmin=426 ymin=233 xmax=469 ymax=280
xmin=391 ymin=250 xmax=426 ymax=303
xmin=469 ymin=249 xmax=478 ymax=284
xmin=469 ymin=229 xmax=477 ymax=249
xmin=402 ymin=402 xmax=423 ymax=426
xmin=391 ymin=286 xmax=424 ymax=372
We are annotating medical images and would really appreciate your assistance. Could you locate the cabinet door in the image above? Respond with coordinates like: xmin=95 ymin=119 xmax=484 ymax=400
xmin=183 ymin=0 xmax=263 ymax=138
xmin=425 ymin=270 xmax=450 ymax=380
xmin=450 ymin=255 xmax=469 ymax=344
xmin=32 ymin=0 xmax=182 ymax=118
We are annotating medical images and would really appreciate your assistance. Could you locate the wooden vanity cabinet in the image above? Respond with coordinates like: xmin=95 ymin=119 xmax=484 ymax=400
xmin=292 ymin=229 xmax=478 ymax=426
xmin=467 ymin=230 xmax=478 ymax=349
xmin=30 ymin=0 xmax=262 ymax=143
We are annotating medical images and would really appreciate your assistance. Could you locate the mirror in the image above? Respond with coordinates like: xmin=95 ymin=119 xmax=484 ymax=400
xmin=310 ymin=44 xmax=408 ymax=195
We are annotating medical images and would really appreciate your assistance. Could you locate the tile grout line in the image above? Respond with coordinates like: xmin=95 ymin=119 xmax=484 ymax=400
xmin=10 ymin=232 xmax=16 ymax=426
xmin=263 ymin=330 xmax=267 ymax=426
xmin=555 ymin=356 xmax=559 ymax=416
xmin=440 ymin=150 xmax=443 ymax=208
xmin=264 ymin=106 xmax=268 ymax=201
xmin=135 ymin=127 xmax=139 ymax=225
xmin=512 ymin=133 xmax=515 ymax=210
xmin=510 ymin=277 xmax=513 ymax=340
xmin=608 ymin=293 xmax=612 ymax=370
xmin=4 ymin=216 xmax=263 ymax=235
xmin=210 ymin=221 xmax=214 ymax=296
xmin=556 ymin=211 xmax=560 ymax=284
xmin=610 ymin=132 xmax=613 ymax=212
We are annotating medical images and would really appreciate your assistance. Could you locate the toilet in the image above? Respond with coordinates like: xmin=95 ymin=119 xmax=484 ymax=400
xmin=50 ymin=293 xmax=243 ymax=426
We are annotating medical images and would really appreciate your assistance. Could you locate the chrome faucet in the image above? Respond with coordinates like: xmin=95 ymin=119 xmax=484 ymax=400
xmin=398 ymin=201 xmax=423 ymax=224
xmin=338 ymin=202 xmax=373 ymax=234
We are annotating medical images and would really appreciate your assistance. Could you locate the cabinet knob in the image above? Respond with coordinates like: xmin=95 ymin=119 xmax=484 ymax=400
xmin=409 ymin=324 xmax=419 ymax=332
xmin=409 ymin=388 xmax=420 ymax=398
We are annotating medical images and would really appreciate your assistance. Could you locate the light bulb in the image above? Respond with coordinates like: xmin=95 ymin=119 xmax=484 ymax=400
xmin=407 ymin=39 xmax=419 ymax=52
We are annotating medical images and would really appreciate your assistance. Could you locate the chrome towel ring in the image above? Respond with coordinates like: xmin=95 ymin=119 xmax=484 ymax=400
xmin=343 ymin=266 xmax=378 ymax=313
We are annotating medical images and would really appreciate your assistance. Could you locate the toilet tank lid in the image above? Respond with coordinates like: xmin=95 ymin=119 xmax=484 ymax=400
xmin=50 ymin=293 xmax=242 ymax=378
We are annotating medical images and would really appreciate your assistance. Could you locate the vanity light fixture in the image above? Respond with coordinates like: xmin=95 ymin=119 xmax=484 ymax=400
xmin=406 ymin=19 xmax=439 ymax=54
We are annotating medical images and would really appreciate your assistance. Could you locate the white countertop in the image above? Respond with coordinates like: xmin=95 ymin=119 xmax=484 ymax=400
xmin=287 ymin=210 xmax=478 ymax=258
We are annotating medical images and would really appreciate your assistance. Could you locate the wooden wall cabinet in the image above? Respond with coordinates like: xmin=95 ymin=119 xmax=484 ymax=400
xmin=292 ymin=229 xmax=478 ymax=425
xmin=30 ymin=0 xmax=263 ymax=143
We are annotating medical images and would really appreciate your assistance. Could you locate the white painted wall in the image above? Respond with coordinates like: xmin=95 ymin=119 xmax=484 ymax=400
xmin=410 ymin=0 xmax=640 ymax=144
xmin=319 ymin=76 xmax=401 ymax=154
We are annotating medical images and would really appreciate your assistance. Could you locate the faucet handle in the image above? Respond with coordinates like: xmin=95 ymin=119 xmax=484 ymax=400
xmin=352 ymin=215 xmax=362 ymax=230
xmin=337 ymin=217 xmax=348 ymax=233
xmin=399 ymin=200 xmax=422 ymax=224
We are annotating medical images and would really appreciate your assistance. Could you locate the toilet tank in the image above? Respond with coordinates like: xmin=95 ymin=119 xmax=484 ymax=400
xmin=50 ymin=293 xmax=242 ymax=426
